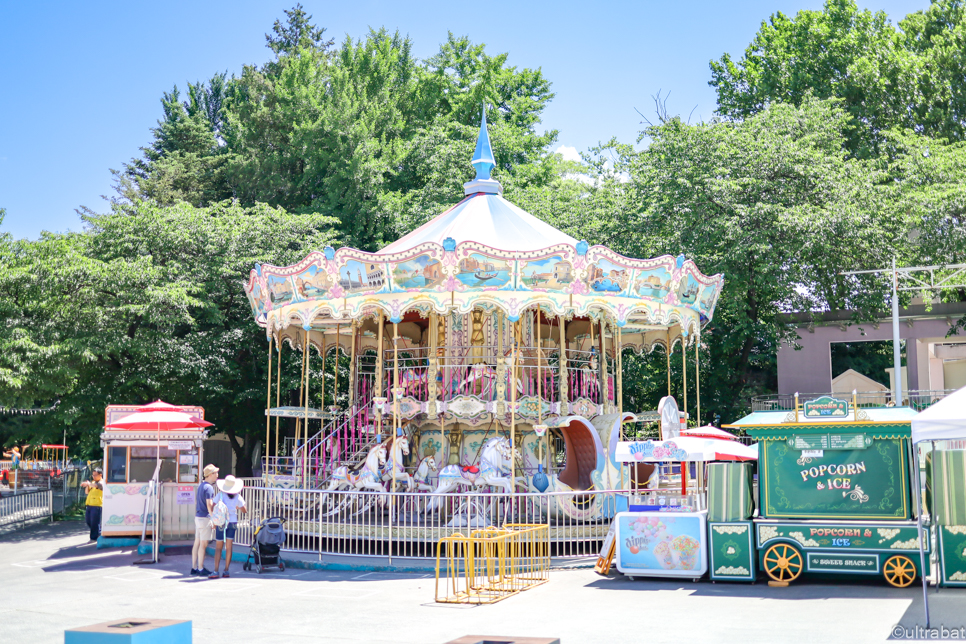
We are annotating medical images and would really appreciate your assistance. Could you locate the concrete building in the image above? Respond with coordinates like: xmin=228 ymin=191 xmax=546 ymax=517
xmin=777 ymin=301 xmax=966 ymax=399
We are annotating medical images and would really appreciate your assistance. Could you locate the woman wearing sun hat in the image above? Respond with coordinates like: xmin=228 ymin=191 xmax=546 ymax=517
xmin=210 ymin=475 xmax=247 ymax=579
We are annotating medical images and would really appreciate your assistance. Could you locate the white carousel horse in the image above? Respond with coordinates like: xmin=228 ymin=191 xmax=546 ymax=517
xmin=321 ymin=442 xmax=387 ymax=502
xmin=458 ymin=364 xmax=525 ymax=399
xmin=425 ymin=437 xmax=526 ymax=512
xmin=411 ymin=455 xmax=439 ymax=492
xmin=380 ymin=436 xmax=412 ymax=491
xmin=398 ymin=369 xmax=427 ymax=397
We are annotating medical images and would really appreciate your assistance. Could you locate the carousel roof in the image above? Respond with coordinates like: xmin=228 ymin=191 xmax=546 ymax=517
xmin=379 ymin=192 xmax=578 ymax=254
xmin=244 ymin=108 xmax=725 ymax=351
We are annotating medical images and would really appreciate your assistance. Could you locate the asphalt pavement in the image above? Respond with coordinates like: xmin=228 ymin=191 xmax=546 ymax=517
xmin=2 ymin=521 xmax=964 ymax=643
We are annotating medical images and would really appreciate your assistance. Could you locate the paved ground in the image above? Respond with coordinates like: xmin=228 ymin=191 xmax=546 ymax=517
xmin=2 ymin=521 xmax=965 ymax=643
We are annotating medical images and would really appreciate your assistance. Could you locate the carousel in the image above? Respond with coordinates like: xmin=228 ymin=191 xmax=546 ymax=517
xmin=243 ymin=112 xmax=725 ymax=545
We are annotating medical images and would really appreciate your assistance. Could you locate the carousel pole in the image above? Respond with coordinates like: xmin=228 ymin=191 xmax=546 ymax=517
xmin=666 ymin=330 xmax=672 ymax=397
xmin=334 ymin=323 xmax=341 ymax=410
xmin=349 ymin=320 xmax=357 ymax=410
xmin=392 ymin=322 xmax=400 ymax=496
xmin=696 ymin=327 xmax=701 ymax=426
xmin=617 ymin=318 xmax=625 ymax=490
xmin=497 ymin=310 xmax=505 ymax=416
xmin=296 ymin=332 xmax=307 ymax=476
xmin=617 ymin=320 xmax=623 ymax=421
xmin=599 ymin=317 xmax=608 ymax=409
xmin=321 ymin=333 xmax=327 ymax=410
xmin=681 ymin=331 xmax=688 ymax=421
xmin=443 ymin=312 xmax=450 ymax=466
xmin=377 ymin=312 xmax=384 ymax=437
xmin=558 ymin=315 xmax=568 ymax=410
xmin=511 ymin=319 xmax=519 ymax=491
xmin=274 ymin=337 xmax=282 ymax=472
xmin=536 ymin=308 xmax=546 ymax=471
xmin=265 ymin=336 xmax=273 ymax=474
xmin=302 ymin=331 xmax=311 ymax=487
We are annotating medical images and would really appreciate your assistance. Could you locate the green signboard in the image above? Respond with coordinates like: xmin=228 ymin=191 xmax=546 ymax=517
xmin=806 ymin=552 xmax=879 ymax=573
xmin=802 ymin=395 xmax=849 ymax=419
xmin=756 ymin=522 xmax=925 ymax=551
xmin=760 ymin=438 xmax=911 ymax=519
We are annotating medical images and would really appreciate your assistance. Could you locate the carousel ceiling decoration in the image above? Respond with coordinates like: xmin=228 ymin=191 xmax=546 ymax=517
xmin=244 ymin=110 xmax=724 ymax=349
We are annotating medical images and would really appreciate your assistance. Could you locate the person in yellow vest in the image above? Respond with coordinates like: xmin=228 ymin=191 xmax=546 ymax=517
xmin=81 ymin=468 xmax=103 ymax=543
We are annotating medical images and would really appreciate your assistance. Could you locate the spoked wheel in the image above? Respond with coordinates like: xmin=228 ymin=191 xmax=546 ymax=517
xmin=884 ymin=555 xmax=917 ymax=588
xmin=763 ymin=543 xmax=803 ymax=584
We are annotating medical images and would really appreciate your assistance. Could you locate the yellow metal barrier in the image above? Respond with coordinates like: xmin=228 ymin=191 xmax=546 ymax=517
xmin=435 ymin=523 xmax=549 ymax=604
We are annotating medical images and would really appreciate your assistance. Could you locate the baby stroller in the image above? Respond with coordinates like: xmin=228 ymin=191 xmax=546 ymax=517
xmin=242 ymin=517 xmax=286 ymax=573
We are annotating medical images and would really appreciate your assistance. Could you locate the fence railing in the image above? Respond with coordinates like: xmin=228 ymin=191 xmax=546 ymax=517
xmin=233 ymin=486 xmax=620 ymax=565
xmin=751 ymin=389 xmax=954 ymax=412
xmin=0 ymin=489 xmax=53 ymax=534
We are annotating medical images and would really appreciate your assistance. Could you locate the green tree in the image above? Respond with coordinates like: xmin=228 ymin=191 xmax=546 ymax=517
xmin=709 ymin=0 xmax=911 ymax=157
xmin=622 ymin=99 xmax=907 ymax=422
xmin=0 ymin=201 xmax=339 ymax=471
xmin=115 ymin=78 xmax=233 ymax=207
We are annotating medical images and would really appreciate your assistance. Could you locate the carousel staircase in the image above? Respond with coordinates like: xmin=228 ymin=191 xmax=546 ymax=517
xmin=292 ymin=401 xmax=379 ymax=488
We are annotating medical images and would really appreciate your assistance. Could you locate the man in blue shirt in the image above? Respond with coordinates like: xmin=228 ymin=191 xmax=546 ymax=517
xmin=191 ymin=464 xmax=219 ymax=576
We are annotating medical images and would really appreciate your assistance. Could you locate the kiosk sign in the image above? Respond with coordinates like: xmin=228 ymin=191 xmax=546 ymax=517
xmin=803 ymin=396 xmax=849 ymax=419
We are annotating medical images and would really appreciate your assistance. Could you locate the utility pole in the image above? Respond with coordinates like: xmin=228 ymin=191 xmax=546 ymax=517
xmin=841 ymin=260 xmax=966 ymax=405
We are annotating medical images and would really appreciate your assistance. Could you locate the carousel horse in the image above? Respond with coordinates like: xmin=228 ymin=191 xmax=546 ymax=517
xmin=459 ymin=364 xmax=525 ymax=399
xmin=411 ymin=454 xmax=439 ymax=492
xmin=380 ymin=436 xmax=412 ymax=491
xmin=425 ymin=437 xmax=526 ymax=512
xmin=397 ymin=369 xmax=428 ymax=397
xmin=321 ymin=442 xmax=387 ymax=503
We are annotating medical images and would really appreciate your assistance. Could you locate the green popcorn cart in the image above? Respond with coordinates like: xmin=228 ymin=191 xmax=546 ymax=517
xmin=725 ymin=396 xmax=929 ymax=588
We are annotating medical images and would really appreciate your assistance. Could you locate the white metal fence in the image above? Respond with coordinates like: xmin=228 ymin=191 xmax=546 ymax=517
xmin=232 ymin=486 xmax=620 ymax=565
xmin=0 ymin=489 xmax=53 ymax=534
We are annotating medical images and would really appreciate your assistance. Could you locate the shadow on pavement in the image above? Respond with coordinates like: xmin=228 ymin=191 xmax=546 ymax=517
xmin=0 ymin=520 xmax=86 ymax=545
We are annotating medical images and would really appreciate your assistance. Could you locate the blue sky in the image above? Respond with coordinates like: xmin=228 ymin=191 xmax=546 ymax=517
xmin=0 ymin=0 xmax=930 ymax=240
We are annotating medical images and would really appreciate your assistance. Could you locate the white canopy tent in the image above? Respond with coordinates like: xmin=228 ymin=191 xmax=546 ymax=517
xmin=912 ymin=385 xmax=966 ymax=444
xmin=909 ymin=385 xmax=966 ymax=627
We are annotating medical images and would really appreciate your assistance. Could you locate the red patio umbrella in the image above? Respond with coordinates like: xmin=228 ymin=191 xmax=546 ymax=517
xmin=680 ymin=425 xmax=740 ymax=441
xmin=135 ymin=400 xmax=189 ymax=413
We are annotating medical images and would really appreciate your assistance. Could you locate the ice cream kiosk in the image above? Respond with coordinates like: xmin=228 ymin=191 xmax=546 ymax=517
xmin=100 ymin=405 xmax=208 ymax=537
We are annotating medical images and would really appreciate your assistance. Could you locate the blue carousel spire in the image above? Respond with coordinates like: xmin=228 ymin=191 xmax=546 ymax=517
xmin=464 ymin=105 xmax=502 ymax=195
xmin=472 ymin=109 xmax=496 ymax=180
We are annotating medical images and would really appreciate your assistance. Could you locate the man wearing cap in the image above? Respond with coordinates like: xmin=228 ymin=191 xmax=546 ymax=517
xmin=191 ymin=464 xmax=219 ymax=577
xmin=80 ymin=468 xmax=103 ymax=543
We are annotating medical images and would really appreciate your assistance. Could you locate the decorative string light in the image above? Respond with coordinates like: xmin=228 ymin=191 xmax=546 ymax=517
xmin=0 ymin=400 xmax=60 ymax=415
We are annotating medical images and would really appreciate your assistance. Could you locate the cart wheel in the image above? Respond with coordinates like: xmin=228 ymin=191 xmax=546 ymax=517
xmin=762 ymin=543 xmax=803 ymax=584
xmin=256 ymin=564 xmax=263 ymax=574
xmin=279 ymin=562 xmax=285 ymax=572
xmin=884 ymin=555 xmax=917 ymax=588
xmin=243 ymin=562 xmax=250 ymax=571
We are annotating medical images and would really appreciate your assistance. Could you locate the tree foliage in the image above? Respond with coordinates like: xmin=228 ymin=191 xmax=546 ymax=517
xmin=0 ymin=201 xmax=338 ymax=470
xmin=7 ymin=3 xmax=966 ymax=460
xmin=710 ymin=0 xmax=966 ymax=157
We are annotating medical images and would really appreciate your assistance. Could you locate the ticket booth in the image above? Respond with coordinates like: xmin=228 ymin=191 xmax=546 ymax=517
xmin=100 ymin=405 xmax=208 ymax=538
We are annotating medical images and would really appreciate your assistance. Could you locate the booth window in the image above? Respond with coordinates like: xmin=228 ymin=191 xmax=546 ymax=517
xmin=107 ymin=446 xmax=127 ymax=483
xmin=178 ymin=448 xmax=199 ymax=483
xmin=129 ymin=446 xmax=177 ymax=483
